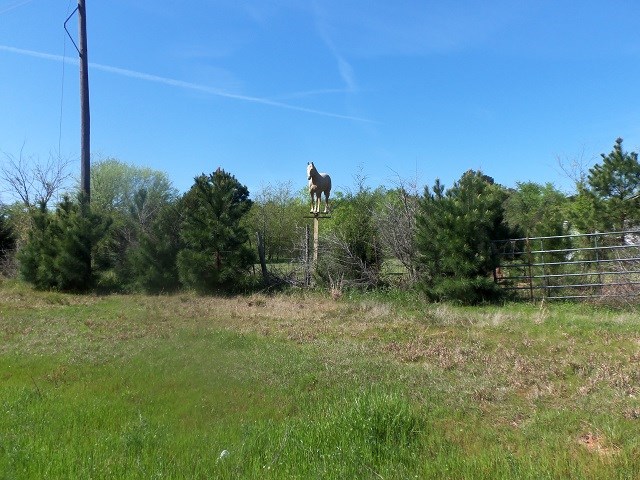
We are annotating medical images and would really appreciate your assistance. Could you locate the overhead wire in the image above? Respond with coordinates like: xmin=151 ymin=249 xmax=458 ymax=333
xmin=58 ymin=0 xmax=74 ymax=156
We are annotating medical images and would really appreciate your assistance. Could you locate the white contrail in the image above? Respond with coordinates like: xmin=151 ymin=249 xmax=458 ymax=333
xmin=268 ymin=88 xmax=353 ymax=101
xmin=0 ymin=44 xmax=375 ymax=123
xmin=0 ymin=0 xmax=34 ymax=15
xmin=0 ymin=45 xmax=65 ymax=62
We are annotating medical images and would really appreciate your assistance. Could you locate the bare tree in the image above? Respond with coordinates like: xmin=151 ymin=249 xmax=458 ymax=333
xmin=1 ymin=143 xmax=73 ymax=207
xmin=555 ymin=146 xmax=594 ymax=190
xmin=318 ymin=229 xmax=382 ymax=288
xmin=373 ymin=171 xmax=420 ymax=283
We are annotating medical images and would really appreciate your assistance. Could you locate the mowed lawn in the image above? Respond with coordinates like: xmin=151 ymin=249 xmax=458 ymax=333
xmin=1 ymin=281 xmax=640 ymax=479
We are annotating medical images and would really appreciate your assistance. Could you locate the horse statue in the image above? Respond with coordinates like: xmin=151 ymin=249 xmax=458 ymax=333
xmin=307 ymin=162 xmax=331 ymax=214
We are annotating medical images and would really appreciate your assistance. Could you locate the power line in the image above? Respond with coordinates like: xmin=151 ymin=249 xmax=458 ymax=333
xmin=58 ymin=0 xmax=74 ymax=155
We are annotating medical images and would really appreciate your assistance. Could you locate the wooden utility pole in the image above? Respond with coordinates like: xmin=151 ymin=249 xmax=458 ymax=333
xmin=78 ymin=0 xmax=90 ymax=200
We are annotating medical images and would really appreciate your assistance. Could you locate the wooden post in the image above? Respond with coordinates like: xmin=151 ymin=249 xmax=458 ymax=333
xmin=78 ymin=0 xmax=90 ymax=201
xmin=303 ymin=213 xmax=330 ymax=287
xmin=526 ymin=237 xmax=534 ymax=302
xmin=313 ymin=215 xmax=319 ymax=263
xmin=304 ymin=224 xmax=310 ymax=286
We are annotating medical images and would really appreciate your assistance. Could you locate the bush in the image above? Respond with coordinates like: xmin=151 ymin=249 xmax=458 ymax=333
xmin=428 ymin=277 xmax=503 ymax=305
xmin=0 ymin=207 xmax=16 ymax=276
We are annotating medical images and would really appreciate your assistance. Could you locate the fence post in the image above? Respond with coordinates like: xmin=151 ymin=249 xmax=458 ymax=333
xmin=540 ymin=238 xmax=549 ymax=299
xmin=313 ymin=215 xmax=319 ymax=263
xmin=304 ymin=224 xmax=311 ymax=287
xmin=526 ymin=237 xmax=534 ymax=301
xmin=594 ymin=233 xmax=603 ymax=294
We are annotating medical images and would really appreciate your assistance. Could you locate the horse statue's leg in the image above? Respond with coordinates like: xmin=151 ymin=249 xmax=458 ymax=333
xmin=310 ymin=192 xmax=315 ymax=213
xmin=323 ymin=191 xmax=330 ymax=213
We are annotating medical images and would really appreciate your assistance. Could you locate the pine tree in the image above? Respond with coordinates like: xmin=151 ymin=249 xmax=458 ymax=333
xmin=18 ymin=195 xmax=108 ymax=291
xmin=177 ymin=169 xmax=255 ymax=293
xmin=53 ymin=195 xmax=109 ymax=291
xmin=587 ymin=137 xmax=640 ymax=231
xmin=18 ymin=202 xmax=57 ymax=288
xmin=415 ymin=170 xmax=511 ymax=304
xmin=128 ymin=200 xmax=182 ymax=293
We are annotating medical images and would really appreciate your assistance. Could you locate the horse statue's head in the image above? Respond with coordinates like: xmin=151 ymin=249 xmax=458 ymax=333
xmin=307 ymin=162 xmax=315 ymax=180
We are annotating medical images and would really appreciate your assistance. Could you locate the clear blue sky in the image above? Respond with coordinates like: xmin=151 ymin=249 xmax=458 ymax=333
xmin=2 ymin=1 xmax=640 ymax=200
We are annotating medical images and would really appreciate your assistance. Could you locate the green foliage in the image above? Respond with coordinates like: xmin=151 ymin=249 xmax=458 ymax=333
xmin=0 ymin=206 xmax=15 ymax=273
xmin=17 ymin=202 xmax=54 ymax=288
xmin=90 ymin=159 xmax=178 ymax=291
xmin=429 ymin=276 xmax=502 ymax=306
xmin=177 ymin=169 xmax=255 ymax=293
xmin=246 ymin=181 xmax=307 ymax=262
xmin=52 ymin=195 xmax=110 ymax=291
xmin=127 ymin=200 xmax=183 ymax=293
xmin=18 ymin=195 xmax=109 ymax=291
xmin=415 ymin=170 xmax=511 ymax=304
xmin=1 ymin=203 xmax=30 ymax=250
xmin=91 ymin=158 xmax=176 ymax=217
xmin=318 ymin=186 xmax=386 ymax=287
xmin=504 ymin=182 xmax=571 ymax=268
xmin=566 ymin=182 xmax=604 ymax=234
xmin=589 ymin=138 xmax=640 ymax=200
xmin=0 ymin=207 xmax=13 ymax=249
xmin=504 ymin=182 xmax=568 ymax=238
xmin=583 ymin=138 xmax=640 ymax=231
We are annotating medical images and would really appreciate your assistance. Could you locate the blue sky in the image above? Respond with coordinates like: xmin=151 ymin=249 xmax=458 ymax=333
xmin=2 ymin=1 xmax=640 ymax=201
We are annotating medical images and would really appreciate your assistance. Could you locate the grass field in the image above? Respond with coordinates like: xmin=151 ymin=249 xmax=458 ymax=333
xmin=1 ymin=280 xmax=640 ymax=479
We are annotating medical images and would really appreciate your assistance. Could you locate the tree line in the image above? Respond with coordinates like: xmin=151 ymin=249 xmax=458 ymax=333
xmin=1 ymin=138 xmax=639 ymax=303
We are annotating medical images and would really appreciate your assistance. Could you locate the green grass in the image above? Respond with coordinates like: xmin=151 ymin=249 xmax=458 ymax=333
xmin=1 ymin=280 xmax=640 ymax=478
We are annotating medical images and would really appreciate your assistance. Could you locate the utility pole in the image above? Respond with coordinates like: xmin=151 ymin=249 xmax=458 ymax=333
xmin=64 ymin=1 xmax=92 ymax=280
xmin=78 ymin=0 xmax=90 ymax=201
xmin=65 ymin=1 xmax=91 ymax=200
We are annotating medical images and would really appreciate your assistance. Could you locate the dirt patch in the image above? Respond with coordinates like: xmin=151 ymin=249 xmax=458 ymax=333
xmin=578 ymin=432 xmax=619 ymax=456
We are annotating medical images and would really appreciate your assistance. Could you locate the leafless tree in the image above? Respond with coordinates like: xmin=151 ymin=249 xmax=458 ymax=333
xmin=318 ymin=229 xmax=382 ymax=288
xmin=1 ymin=143 xmax=73 ymax=207
xmin=555 ymin=146 xmax=594 ymax=190
xmin=373 ymin=171 xmax=420 ymax=283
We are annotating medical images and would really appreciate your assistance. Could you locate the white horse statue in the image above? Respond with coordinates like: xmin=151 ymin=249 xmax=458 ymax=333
xmin=307 ymin=162 xmax=331 ymax=214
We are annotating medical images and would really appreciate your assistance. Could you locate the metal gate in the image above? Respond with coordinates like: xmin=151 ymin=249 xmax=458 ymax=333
xmin=492 ymin=230 xmax=640 ymax=301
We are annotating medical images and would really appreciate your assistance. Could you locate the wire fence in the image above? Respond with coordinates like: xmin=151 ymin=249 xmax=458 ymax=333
xmin=492 ymin=230 xmax=640 ymax=301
